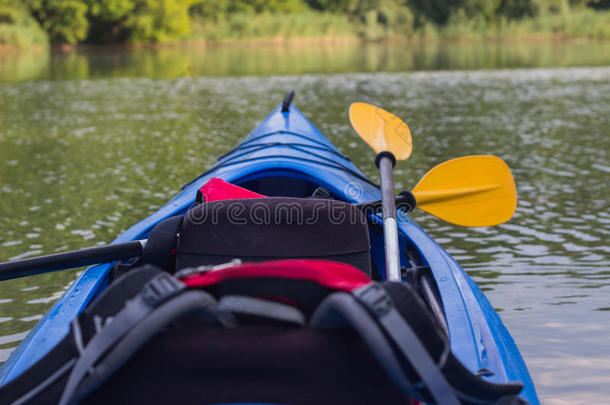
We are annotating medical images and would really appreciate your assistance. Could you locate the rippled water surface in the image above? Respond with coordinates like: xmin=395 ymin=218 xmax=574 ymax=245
xmin=0 ymin=43 xmax=609 ymax=403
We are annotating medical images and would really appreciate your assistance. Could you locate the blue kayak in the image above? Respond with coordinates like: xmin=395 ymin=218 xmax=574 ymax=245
xmin=0 ymin=97 xmax=538 ymax=404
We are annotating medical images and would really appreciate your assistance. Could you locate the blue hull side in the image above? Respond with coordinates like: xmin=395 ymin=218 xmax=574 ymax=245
xmin=0 ymin=104 xmax=538 ymax=404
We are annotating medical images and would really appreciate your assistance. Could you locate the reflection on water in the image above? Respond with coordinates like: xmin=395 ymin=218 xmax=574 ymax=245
xmin=0 ymin=56 xmax=609 ymax=403
xmin=2 ymin=40 xmax=610 ymax=82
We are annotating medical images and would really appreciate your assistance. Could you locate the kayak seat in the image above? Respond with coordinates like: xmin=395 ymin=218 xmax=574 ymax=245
xmin=82 ymin=326 xmax=408 ymax=405
xmin=0 ymin=261 xmax=526 ymax=405
xmin=174 ymin=197 xmax=372 ymax=276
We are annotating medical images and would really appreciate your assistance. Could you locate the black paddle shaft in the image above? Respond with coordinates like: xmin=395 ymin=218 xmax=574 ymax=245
xmin=375 ymin=151 xmax=402 ymax=281
xmin=0 ymin=241 xmax=145 ymax=281
xmin=375 ymin=152 xmax=398 ymax=220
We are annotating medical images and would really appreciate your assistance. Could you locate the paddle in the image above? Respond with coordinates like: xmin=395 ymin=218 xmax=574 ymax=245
xmin=356 ymin=155 xmax=518 ymax=227
xmin=0 ymin=157 xmax=515 ymax=283
xmin=349 ymin=102 xmax=412 ymax=281
xmin=0 ymin=240 xmax=146 ymax=281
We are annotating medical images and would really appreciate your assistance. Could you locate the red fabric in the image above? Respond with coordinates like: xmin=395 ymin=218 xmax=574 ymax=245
xmin=199 ymin=178 xmax=265 ymax=202
xmin=181 ymin=259 xmax=371 ymax=292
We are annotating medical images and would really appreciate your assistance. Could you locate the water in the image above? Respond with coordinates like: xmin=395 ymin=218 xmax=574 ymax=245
xmin=0 ymin=41 xmax=609 ymax=403
xmin=2 ymin=40 xmax=610 ymax=82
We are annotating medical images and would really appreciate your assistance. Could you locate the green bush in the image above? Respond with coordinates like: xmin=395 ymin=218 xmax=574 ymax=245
xmin=2 ymin=0 xmax=610 ymax=48
xmin=191 ymin=10 xmax=355 ymax=40
xmin=440 ymin=6 xmax=610 ymax=39
xmin=191 ymin=0 xmax=308 ymax=17
xmin=88 ymin=0 xmax=135 ymax=21
xmin=0 ymin=4 xmax=48 ymax=48
xmin=126 ymin=0 xmax=193 ymax=43
xmin=26 ymin=0 xmax=89 ymax=44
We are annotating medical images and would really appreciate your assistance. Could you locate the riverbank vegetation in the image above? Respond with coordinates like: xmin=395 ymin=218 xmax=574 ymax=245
xmin=1 ymin=0 xmax=609 ymax=51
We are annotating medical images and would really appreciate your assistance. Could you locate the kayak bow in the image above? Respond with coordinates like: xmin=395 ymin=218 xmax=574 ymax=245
xmin=0 ymin=95 xmax=538 ymax=404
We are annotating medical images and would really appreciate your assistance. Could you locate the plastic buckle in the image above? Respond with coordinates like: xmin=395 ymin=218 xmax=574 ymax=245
xmin=175 ymin=259 xmax=242 ymax=279
xmin=141 ymin=273 xmax=186 ymax=307
xmin=353 ymin=283 xmax=394 ymax=318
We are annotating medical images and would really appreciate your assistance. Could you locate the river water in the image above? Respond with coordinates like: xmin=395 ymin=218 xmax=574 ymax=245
xmin=0 ymin=40 xmax=609 ymax=403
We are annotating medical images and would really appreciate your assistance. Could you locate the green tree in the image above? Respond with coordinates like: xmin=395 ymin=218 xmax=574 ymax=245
xmin=19 ymin=0 xmax=198 ymax=44
xmin=88 ymin=0 xmax=135 ymax=21
xmin=4 ymin=0 xmax=609 ymax=46
xmin=497 ymin=0 xmax=537 ymax=19
xmin=456 ymin=0 xmax=503 ymax=22
xmin=305 ymin=0 xmax=352 ymax=12
xmin=532 ymin=0 xmax=570 ymax=14
xmin=0 ymin=1 xmax=48 ymax=48
xmin=588 ymin=0 xmax=610 ymax=10
xmin=191 ymin=0 xmax=308 ymax=17
xmin=85 ymin=0 xmax=135 ymax=43
xmin=126 ymin=0 xmax=194 ymax=43
xmin=27 ymin=0 xmax=89 ymax=44
xmin=406 ymin=0 xmax=455 ymax=24
xmin=306 ymin=0 xmax=414 ymax=36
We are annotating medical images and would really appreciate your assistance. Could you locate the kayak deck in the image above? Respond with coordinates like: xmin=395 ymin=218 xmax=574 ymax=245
xmin=0 ymin=102 xmax=538 ymax=404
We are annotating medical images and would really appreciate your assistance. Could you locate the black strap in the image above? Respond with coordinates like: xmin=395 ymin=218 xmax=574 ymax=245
xmin=310 ymin=186 xmax=332 ymax=199
xmin=311 ymin=285 xmax=461 ymax=404
xmin=58 ymin=273 xmax=188 ymax=405
xmin=68 ymin=290 xmax=222 ymax=404
xmin=65 ymin=294 xmax=306 ymax=404
xmin=6 ymin=266 xmax=165 ymax=405
xmin=353 ymin=283 xmax=459 ymax=405
xmin=310 ymin=292 xmax=422 ymax=400
xmin=9 ymin=360 xmax=76 ymax=405
xmin=82 ymin=265 xmax=163 ymax=327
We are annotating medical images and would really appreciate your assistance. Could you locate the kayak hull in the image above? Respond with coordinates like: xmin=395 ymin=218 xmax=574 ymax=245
xmin=0 ymin=103 xmax=538 ymax=404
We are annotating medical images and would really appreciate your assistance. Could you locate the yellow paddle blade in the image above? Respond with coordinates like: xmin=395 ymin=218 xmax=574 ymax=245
xmin=412 ymin=155 xmax=517 ymax=227
xmin=349 ymin=102 xmax=412 ymax=160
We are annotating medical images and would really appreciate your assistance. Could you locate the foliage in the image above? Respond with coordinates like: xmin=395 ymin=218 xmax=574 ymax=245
xmin=306 ymin=0 xmax=351 ymax=13
xmin=0 ymin=3 xmax=48 ymax=48
xmin=88 ymin=0 xmax=135 ymax=21
xmin=4 ymin=0 xmax=195 ymax=45
xmin=125 ymin=0 xmax=194 ymax=43
xmin=26 ymin=0 xmax=89 ymax=44
xmin=347 ymin=0 xmax=415 ymax=38
xmin=191 ymin=10 xmax=355 ymax=40
xmin=191 ymin=0 xmax=309 ymax=20
xmin=1 ymin=0 xmax=610 ymax=48
xmin=588 ymin=0 xmax=610 ymax=9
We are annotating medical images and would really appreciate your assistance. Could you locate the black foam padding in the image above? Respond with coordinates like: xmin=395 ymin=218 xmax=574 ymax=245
xmin=176 ymin=197 xmax=372 ymax=276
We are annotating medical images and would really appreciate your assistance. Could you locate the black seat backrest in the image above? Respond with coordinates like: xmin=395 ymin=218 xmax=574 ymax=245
xmin=0 ymin=264 xmax=525 ymax=405
xmin=175 ymin=197 xmax=372 ymax=276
